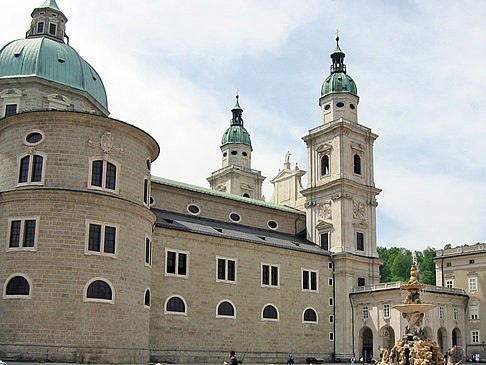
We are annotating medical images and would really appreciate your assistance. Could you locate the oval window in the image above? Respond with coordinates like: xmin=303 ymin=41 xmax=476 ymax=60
xmin=324 ymin=104 xmax=331 ymax=111
xmin=242 ymin=152 xmax=248 ymax=157
xmin=231 ymin=151 xmax=237 ymax=155
xmin=25 ymin=131 xmax=44 ymax=145
xmin=350 ymin=104 xmax=355 ymax=110
xmin=268 ymin=220 xmax=278 ymax=230
xmin=336 ymin=102 xmax=344 ymax=108
xmin=223 ymin=152 xmax=227 ymax=157
xmin=187 ymin=204 xmax=200 ymax=215
xmin=229 ymin=213 xmax=241 ymax=222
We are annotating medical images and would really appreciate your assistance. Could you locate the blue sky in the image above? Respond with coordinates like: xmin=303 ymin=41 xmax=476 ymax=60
xmin=4 ymin=0 xmax=486 ymax=250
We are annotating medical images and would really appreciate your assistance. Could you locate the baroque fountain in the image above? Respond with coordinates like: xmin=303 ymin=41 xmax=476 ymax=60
xmin=378 ymin=265 xmax=461 ymax=365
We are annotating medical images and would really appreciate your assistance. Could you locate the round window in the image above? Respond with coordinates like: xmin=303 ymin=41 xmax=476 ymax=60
xmin=336 ymin=102 xmax=345 ymax=108
xmin=187 ymin=204 xmax=200 ymax=215
xmin=25 ymin=131 xmax=44 ymax=145
xmin=324 ymin=104 xmax=331 ymax=111
xmin=350 ymin=104 xmax=355 ymax=110
xmin=223 ymin=152 xmax=227 ymax=157
xmin=229 ymin=213 xmax=241 ymax=222
xmin=242 ymin=152 xmax=248 ymax=157
xmin=268 ymin=220 xmax=278 ymax=230
xmin=231 ymin=151 xmax=237 ymax=155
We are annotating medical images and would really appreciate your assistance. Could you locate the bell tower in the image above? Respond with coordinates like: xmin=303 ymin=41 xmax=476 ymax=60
xmin=207 ymin=95 xmax=265 ymax=199
xmin=301 ymin=36 xmax=383 ymax=361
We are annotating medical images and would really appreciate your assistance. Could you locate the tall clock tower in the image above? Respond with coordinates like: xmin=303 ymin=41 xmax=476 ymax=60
xmin=301 ymin=37 xmax=383 ymax=360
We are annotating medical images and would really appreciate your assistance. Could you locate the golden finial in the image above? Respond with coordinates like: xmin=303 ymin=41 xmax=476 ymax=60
xmin=335 ymin=28 xmax=340 ymax=42
xmin=236 ymin=89 xmax=240 ymax=99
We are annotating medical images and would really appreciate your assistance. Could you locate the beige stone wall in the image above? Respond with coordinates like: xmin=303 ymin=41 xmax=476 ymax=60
xmin=0 ymin=190 xmax=155 ymax=363
xmin=0 ymin=78 xmax=108 ymax=116
xmin=0 ymin=111 xmax=158 ymax=205
xmin=151 ymin=183 xmax=306 ymax=236
xmin=150 ymin=226 xmax=334 ymax=363
xmin=435 ymin=246 xmax=486 ymax=358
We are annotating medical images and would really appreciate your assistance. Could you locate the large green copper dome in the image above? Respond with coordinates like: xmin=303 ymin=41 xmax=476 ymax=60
xmin=0 ymin=38 xmax=108 ymax=110
xmin=221 ymin=96 xmax=252 ymax=148
xmin=320 ymin=37 xmax=358 ymax=98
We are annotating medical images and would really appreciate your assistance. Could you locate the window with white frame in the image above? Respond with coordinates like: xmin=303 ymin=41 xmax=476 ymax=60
xmin=217 ymin=300 xmax=236 ymax=318
xmin=453 ymin=307 xmax=458 ymax=320
xmin=384 ymin=304 xmax=390 ymax=319
xmin=329 ymin=297 xmax=334 ymax=306
xmin=363 ymin=306 xmax=369 ymax=319
xmin=303 ymin=307 xmax=318 ymax=323
xmin=469 ymin=277 xmax=478 ymax=292
xmin=165 ymin=249 xmax=188 ymax=277
xmin=328 ymin=277 xmax=333 ymax=286
xmin=217 ymin=257 xmax=236 ymax=283
xmin=445 ymin=279 xmax=454 ymax=288
xmin=88 ymin=158 xmax=118 ymax=192
xmin=470 ymin=305 xmax=479 ymax=320
xmin=84 ymin=278 xmax=114 ymax=303
xmin=145 ymin=235 xmax=152 ymax=266
xmin=3 ymin=274 xmax=32 ymax=298
xmin=439 ymin=306 xmax=444 ymax=319
xmin=144 ymin=288 xmax=151 ymax=308
xmin=302 ymin=269 xmax=318 ymax=292
xmin=262 ymin=304 xmax=279 ymax=321
xmin=261 ymin=263 xmax=279 ymax=287
xmin=7 ymin=217 xmax=38 ymax=251
xmin=471 ymin=330 xmax=480 ymax=344
xmin=329 ymin=332 xmax=335 ymax=341
xmin=17 ymin=153 xmax=45 ymax=185
xmin=165 ymin=295 xmax=186 ymax=315
xmin=329 ymin=315 xmax=334 ymax=323
xmin=85 ymin=220 xmax=117 ymax=256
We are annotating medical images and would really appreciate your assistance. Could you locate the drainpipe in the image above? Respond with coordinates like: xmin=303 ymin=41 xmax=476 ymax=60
xmin=332 ymin=254 xmax=336 ymax=360
xmin=350 ymin=289 xmax=355 ymax=360
xmin=441 ymin=258 xmax=444 ymax=287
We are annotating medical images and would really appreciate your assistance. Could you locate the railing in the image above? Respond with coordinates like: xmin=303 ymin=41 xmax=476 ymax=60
xmin=352 ymin=281 xmax=466 ymax=295
xmin=436 ymin=243 xmax=486 ymax=257
xmin=308 ymin=117 xmax=372 ymax=135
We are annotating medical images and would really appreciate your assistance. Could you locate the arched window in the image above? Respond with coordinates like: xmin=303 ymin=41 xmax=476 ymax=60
xmin=321 ymin=155 xmax=329 ymax=176
xmin=85 ymin=279 xmax=113 ymax=302
xmin=144 ymin=289 xmax=151 ymax=308
xmin=18 ymin=153 xmax=45 ymax=185
xmin=217 ymin=300 xmax=235 ymax=318
xmin=165 ymin=296 xmax=186 ymax=314
xmin=262 ymin=304 xmax=278 ymax=320
xmin=4 ymin=275 xmax=31 ymax=297
xmin=303 ymin=307 xmax=318 ymax=323
xmin=353 ymin=154 xmax=361 ymax=175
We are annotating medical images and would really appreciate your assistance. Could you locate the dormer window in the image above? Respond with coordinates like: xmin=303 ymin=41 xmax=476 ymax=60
xmin=49 ymin=23 xmax=56 ymax=36
xmin=37 ymin=22 xmax=44 ymax=33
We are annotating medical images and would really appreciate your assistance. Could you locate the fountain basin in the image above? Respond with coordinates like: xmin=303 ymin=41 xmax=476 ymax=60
xmin=393 ymin=303 xmax=436 ymax=314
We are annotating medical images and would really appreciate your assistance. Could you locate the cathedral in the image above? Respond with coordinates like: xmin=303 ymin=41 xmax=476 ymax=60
xmin=1 ymin=1 xmax=484 ymax=364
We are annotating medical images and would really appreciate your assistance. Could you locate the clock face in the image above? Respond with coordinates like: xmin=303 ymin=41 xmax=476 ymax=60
xmin=318 ymin=202 xmax=331 ymax=220
xmin=353 ymin=201 xmax=365 ymax=219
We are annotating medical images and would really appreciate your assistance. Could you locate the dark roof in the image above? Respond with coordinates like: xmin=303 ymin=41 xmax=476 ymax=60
xmin=154 ymin=209 xmax=327 ymax=256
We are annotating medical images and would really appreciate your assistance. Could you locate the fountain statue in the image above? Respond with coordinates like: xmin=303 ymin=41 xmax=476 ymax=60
xmin=378 ymin=265 xmax=461 ymax=365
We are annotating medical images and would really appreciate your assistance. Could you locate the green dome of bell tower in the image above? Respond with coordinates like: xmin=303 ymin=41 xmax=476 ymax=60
xmin=221 ymin=95 xmax=252 ymax=148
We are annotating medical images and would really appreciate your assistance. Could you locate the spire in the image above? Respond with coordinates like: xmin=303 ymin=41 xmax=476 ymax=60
xmin=36 ymin=0 xmax=62 ymax=12
xmin=231 ymin=94 xmax=244 ymax=126
xmin=330 ymin=35 xmax=346 ymax=74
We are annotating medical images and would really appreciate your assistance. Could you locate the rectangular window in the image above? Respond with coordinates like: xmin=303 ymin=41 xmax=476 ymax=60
xmin=17 ymin=154 xmax=45 ymax=185
xmin=469 ymin=259 xmax=475 ymax=264
xmin=446 ymin=262 xmax=452 ymax=267
xmin=439 ymin=306 xmax=444 ymax=319
xmin=329 ymin=315 xmax=334 ymax=323
xmin=469 ymin=277 xmax=478 ymax=291
xmin=165 ymin=249 xmax=188 ymax=277
xmin=453 ymin=308 xmax=458 ymax=320
xmin=329 ymin=332 xmax=334 ymax=341
xmin=261 ymin=263 xmax=279 ymax=287
xmin=5 ymin=104 xmax=17 ymax=116
xmin=329 ymin=297 xmax=334 ymax=306
xmin=145 ymin=236 xmax=152 ymax=265
xmin=320 ymin=232 xmax=329 ymax=250
xmin=143 ymin=178 xmax=150 ymax=206
xmin=7 ymin=218 xmax=38 ymax=250
xmin=470 ymin=305 xmax=479 ymax=320
xmin=358 ymin=277 xmax=366 ymax=287
xmin=446 ymin=279 xmax=454 ymax=288
xmin=328 ymin=262 xmax=333 ymax=269
xmin=363 ymin=306 xmax=369 ymax=319
xmin=472 ymin=330 xmax=480 ymax=344
xmin=217 ymin=257 xmax=236 ymax=283
xmin=356 ymin=232 xmax=364 ymax=251
xmin=302 ymin=269 xmax=318 ymax=291
xmin=86 ymin=221 xmax=117 ymax=256
xmin=384 ymin=304 xmax=390 ymax=319
xmin=49 ymin=23 xmax=56 ymax=35
xmin=37 ymin=22 xmax=44 ymax=33
xmin=89 ymin=159 xmax=118 ymax=192
xmin=328 ymin=277 xmax=333 ymax=286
